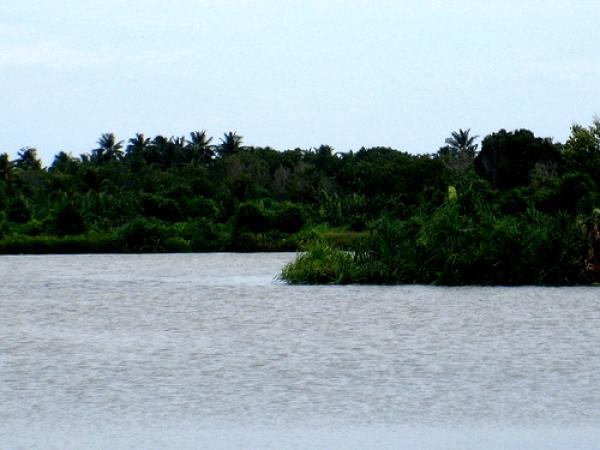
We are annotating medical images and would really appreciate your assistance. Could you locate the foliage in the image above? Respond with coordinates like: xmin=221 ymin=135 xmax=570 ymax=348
xmin=218 ymin=132 xmax=243 ymax=158
xmin=2 ymin=122 xmax=600 ymax=285
xmin=235 ymin=202 xmax=272 ymax=233
xmin=438 ymin=128 xmax=479 ymax=180
xmin=475 ymin=129 xmax=563 ymax=190
xmin=280 ymin=240 xmax=354 ymax=284
xmin=274 ymin=203 xmax=306 ymax=233
xmin=54 ymin=203 xmax=86 ymax=236
xmin=14 ymin=148 xmax=43 ymax=171
xmin=282 ymin=178 xmax=592 ymax=286
xmin=7 ymin=197 xmax=31 ymax=224
xmin=91 ymin=133 xmax=124 ymax=164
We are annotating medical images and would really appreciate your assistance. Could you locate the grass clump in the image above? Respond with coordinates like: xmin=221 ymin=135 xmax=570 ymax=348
xmin=280 ymin=240 xmax=354 ymax=284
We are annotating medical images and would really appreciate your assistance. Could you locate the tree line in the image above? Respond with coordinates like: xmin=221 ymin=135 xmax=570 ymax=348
xmin=282 ymin=120 xmax=600 ymax=285
xmin=2 ymin=121 xmax=600 ymax=284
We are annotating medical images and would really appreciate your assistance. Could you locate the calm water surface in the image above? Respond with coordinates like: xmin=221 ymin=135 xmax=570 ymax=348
xmin=1 ymin=253 xmax=600 ymax=449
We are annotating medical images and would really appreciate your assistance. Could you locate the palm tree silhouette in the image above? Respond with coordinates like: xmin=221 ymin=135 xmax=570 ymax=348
xmin=439 ymin=129 xmax=479 ymax=179
xmin=15 ymin=147 xmax=42 ymax=170
xmin=50 ymin=151 xmax=79 ymax=173
xmin=125 ymin=133 xmax=151 ymax=167
xmin=92 ymin=133 xmax=124 ymax=164
xmin=444 ymin=129 xmax=479 ymax=156
xmin=127 ymin=133 xmax=150 ymax=155
xmin=218 ymin=131 xmax=243 ymax=158
xmin=152 ymin=135 xmax=176 ymax=167
xmin=170 ymin=136 xmax=188 ymax=148
xmin=188 ymin=130 xmax=214 ymax=164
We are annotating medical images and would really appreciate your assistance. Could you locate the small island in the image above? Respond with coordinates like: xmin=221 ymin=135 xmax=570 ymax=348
xmin=2 ymin=122 xmax=600 ymax=286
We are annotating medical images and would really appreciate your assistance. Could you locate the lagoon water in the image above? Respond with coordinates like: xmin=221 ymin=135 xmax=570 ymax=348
xmin=1 ymin=253 xmax=600 ymax=449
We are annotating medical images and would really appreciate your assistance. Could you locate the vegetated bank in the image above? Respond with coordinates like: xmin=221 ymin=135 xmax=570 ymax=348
xmin=282 ymin=183 xmax=597 ymax=285
xmin=282 ymin=124 xmax=600 ymax=286
xmin=2 ymin=123 xmax=600 ymax=285
xmin=0 ymin=130 xmax=442 ymax=254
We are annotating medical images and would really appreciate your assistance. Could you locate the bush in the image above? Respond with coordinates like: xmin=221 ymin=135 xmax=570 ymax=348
xmin=188 ymin=220 xmax=231 ymax=251
xmin=117 ymin=218 xmax=169 ymax=252
xmin=275 ymin=203 xmax=305 ymax=233
xmin=163 ymin=236 xmax=192 ymax=252
xmin=185 ymin=197 xmax=219 ymax=220
xmin=7 ymin=198 xmax=31 ymax=224
xmin=54 ymin=204 xmax=86 ymax=236
xmin=231 ymin=230 xmax=259 ymax=252
xmin=499 ymin=188 xmax=530 ymax=215
xmin=235 ymin=202 xmax=272 ymax=233
xmin=281 ymin=240 xmax=354 ymax=284
xmin=142 ymin=194 xmax=182 ymax=222
xmin=282 ymin=190 xmax=590 ymax=286
xmin=558 ymin=172 xmax=596 ymax=214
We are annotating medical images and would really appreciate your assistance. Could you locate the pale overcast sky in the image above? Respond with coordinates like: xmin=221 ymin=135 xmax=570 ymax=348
xmin=2 ymin=0 xmax=599 ymax=163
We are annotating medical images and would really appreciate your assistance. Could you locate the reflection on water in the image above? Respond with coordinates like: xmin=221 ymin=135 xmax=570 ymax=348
xmin=1 ymin=253 xmax=600 ymax=449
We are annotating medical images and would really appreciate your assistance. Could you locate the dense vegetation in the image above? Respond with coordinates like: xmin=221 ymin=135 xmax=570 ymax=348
xmin=0 ymin=130 xmax=443 ymax=253
xmin=281 ymin=124 xmax=600 ymax=285
xmin=2 ymin=121 xmax=600 ymax=285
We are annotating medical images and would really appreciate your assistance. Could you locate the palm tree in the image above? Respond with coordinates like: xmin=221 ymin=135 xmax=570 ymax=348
xmin=14 ymin=147 xmax=42 ymax=171
xmin=125 ymin=133 xmax=151 ymax=168
xmin=151 ymin=135 xmax=179 ymax=168
xmin=126 ymin=133 xmax=150 ymax=155
xmin=92 ymin=133 xmax=124 ymax=164
xmin=167 ymin=136 xmax=188 ymax=166
xmin=170 ymin=136 xmax=188 ymax=148
xmin=187 ymin=130 xmax=214 ymax=164
xmin=50 ymin=151 xmax=80 ymax=173
xmin=218 ymin=131 xmax=243 ymax=158
xmin=439 ymin=128 xmax=479 ymax=179
xmin=190 ymin=130 xmax=212 ymax=147
xmin=444 ymin=128 xmax=479 ymax=156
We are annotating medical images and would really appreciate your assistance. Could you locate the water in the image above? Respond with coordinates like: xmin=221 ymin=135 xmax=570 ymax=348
xmin=1 ymin=253 xmax=600 ymax=449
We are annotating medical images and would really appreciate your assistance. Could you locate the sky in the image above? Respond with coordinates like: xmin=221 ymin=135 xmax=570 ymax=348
xmin=1 ymin=0 xmax=599 ymax=163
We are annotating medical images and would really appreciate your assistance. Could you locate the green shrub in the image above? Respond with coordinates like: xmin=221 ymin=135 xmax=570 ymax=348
xmin=235 ymin=202 xmax=272 ymax=233
xmin=142 ymin=194 xmax=182 ymax=222
xmin=275 ymin=203 xmax=305 ymax=233
xmin=188 ymin=220 xmax=231 ymax=251
xmin=7 ymin=198 xmax=30 ymax=224
xmin=283 ymin=191 xmax=590 ymax=286
xmin=281 ymin=240 xmax=353 ymax=284
xmin=163 ymin=236 xmax=192 ymax=252
xmin=54 ymin=204 xmax=86 ymax=236
xmin=186 ymin=197 xmax=219 ymax=220
xmin=231 ymin=230 xmax=259 ymax=252
xmin=14 ymin=219 xmax=45 ymax=236
xmin=117 ymin=218 xmax=168 ymax=252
